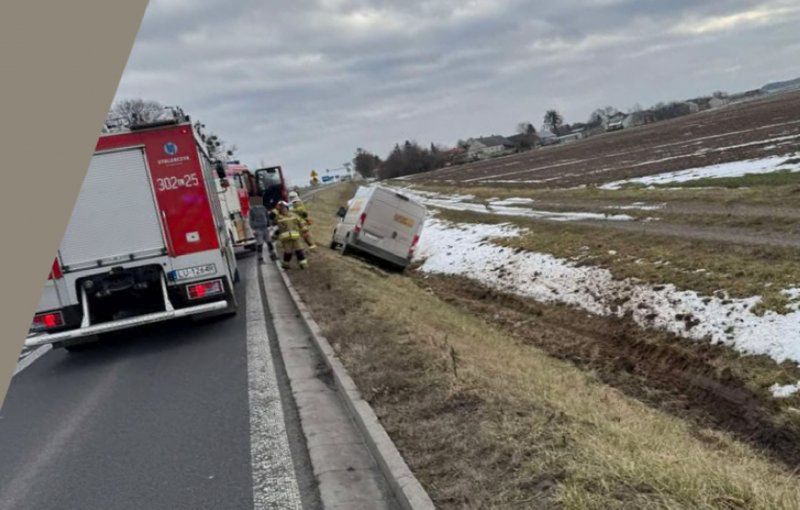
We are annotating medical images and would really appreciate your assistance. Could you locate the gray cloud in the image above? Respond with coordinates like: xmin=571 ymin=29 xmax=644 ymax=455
xmin=116 ymin=0 xmax=800 ymax=184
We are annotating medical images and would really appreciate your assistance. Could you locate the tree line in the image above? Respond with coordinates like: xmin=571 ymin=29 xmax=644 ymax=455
xmin=353 ymin=141 xmax=450 ymax=180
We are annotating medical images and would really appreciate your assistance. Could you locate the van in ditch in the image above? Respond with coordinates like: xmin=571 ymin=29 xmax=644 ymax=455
xmin=330 ymin=186 xmax=426 ymax=270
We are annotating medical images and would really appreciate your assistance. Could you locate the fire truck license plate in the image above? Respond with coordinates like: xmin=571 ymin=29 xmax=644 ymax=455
xmin=174 ymin=264 xmax=216 ymax=280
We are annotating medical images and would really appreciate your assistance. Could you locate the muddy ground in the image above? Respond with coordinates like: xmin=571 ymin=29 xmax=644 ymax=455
xmin=416 ymin=273 xmax=800 ymax=469
xmin=406 ymin=91 xmax=800 ymax=188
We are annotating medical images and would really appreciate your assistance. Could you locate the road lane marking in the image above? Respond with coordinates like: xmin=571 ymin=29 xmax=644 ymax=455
xmin=13 ymin=345 xmax=52 ymax=377
xmin=245 ymin=261 xmax=303 ymax=509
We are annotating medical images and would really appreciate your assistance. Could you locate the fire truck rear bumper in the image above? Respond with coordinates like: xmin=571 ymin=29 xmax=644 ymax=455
xmin=24 ymin=300 xmax=228 ymax=347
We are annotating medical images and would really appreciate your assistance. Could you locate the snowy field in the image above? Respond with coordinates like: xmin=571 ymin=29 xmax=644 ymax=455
xmin=600 ymin=154 xmax=800 ymax=189
xmin=414 ymin=218 xmax=800 ymax=396
xmin=399 ymin=187 xmax=639 ymax=222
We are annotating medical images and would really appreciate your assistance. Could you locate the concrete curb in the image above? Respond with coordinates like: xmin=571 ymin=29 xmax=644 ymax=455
xmin=275 ymin=264 xmax=436 ymax=510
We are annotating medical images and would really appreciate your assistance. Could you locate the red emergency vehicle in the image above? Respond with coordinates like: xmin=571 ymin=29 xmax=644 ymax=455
xmin=26 ymin=109 xmax=239 ymax=350
xmin=224 ymin=161 xmax=253 ymax=218
xmin=252 ymin=165 xmax=289 ymax=208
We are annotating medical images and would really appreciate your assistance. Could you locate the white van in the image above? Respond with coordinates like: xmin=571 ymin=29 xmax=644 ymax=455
xmin=331 ymin=186 xmax=426 ymax=270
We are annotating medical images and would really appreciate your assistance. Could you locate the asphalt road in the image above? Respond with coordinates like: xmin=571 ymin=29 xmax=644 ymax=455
xmin=0 ymin=257 xmax=318 ymax=509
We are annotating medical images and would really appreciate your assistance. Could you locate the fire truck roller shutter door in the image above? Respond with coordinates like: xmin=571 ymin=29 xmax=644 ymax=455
xmin=59 ymin=148 xmax=167 ymax=270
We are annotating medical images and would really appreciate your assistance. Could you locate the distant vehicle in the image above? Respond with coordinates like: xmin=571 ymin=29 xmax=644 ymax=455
xmin=330 ymin=186 xmax=426 ymax=270
xmin=606 ymin=118 xmax=625 ymax=131
xmin=26 ymin=109 xmax=239 ymax=351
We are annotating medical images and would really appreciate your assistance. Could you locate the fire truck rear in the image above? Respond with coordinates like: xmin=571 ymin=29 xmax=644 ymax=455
xmin=26 ymin=109 xmax=239 ymax=350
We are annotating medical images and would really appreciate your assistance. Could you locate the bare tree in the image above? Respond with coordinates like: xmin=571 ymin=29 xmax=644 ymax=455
xmin=352 ymin=148 xmax=382 ymax=178
xmin=543 ymin=110 xmax=564 ymax=133
xmin=108 ymin=98 xmax=164 ymax=126
xmin=516 ymin=122 xmax=536 ymax=135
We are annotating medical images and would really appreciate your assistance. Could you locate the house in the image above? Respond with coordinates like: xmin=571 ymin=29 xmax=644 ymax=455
xmin=441 ymin=146 xmax=466 ymax=165
xmin=466 ymin=135 xmax=516 ymax=159
xmin=623 ymin=110 xmax=655 ymax=128
xmin=537 ymin=128 xmax=560 ymax=146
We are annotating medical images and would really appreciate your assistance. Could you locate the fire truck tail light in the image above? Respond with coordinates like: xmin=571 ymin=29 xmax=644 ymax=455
xmin=32 ymin=311 xmax=65 ymax=330
xmin=186 ymin=279 xmax=224 ymax=300
xmin=353 ymin=213 xmax=367 ymax=234
xmin=48 ymin=258 xmax=63 ymax=280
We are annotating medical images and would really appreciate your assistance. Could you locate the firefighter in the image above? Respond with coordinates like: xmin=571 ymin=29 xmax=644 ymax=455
xmin=288 ymin=190 xmax=317 ymax=249
xmin=273 ymin=201 xmax=308 ymax=269
xmin=248 ymin=197 xmax=277 ymax=263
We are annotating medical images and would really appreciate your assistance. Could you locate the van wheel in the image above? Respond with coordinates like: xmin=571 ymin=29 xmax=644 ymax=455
xmin=233 ymin=268 xmax=240 ymax=284
xmin=329 ymin=239 xmax=338 ymax=250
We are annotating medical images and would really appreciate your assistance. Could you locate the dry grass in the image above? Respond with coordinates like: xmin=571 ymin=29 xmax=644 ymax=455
xmin=287 ymin=184 xmax=800 ymax=509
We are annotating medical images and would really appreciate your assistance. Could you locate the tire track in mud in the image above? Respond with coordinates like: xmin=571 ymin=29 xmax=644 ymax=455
xmin=417 ymin=273 xmax=800 ymax=468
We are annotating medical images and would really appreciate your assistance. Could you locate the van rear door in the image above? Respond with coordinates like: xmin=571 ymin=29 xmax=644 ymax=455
xmin=360 ymin=189 xmax=424 ymax=258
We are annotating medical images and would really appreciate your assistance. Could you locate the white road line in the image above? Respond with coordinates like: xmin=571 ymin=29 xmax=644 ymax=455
xmin=13 ymin=345 xmax=52 ymax=377
xmin=245 ymin=261 xmax=302 ymax=510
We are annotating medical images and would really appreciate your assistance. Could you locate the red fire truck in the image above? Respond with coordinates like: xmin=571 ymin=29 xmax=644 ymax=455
xmin=252 ymin=165 xmax=289 ymax=208
xmin=26 ymin=109 xmax=239 ymax=350
xmin=225 ymin=163 xmax=289 ymax=207
xmin=224 ymin=161 xmax=253 ymax=217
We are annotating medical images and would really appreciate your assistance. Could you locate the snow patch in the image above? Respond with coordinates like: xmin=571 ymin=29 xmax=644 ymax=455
xmin=414 ymin=219 xmax=800 ymax=367
xmin=607 ymin=202 xmax=667 ymax=211
xmin=490 ymin=197 xmax=536 ymax=206
xmin=398 ymin=188 xmax=634 ymax=222
xmin=770 ymin=382 xmax=800 ymax=398
xmin=601 ymin=155 xmax=800 ymax=189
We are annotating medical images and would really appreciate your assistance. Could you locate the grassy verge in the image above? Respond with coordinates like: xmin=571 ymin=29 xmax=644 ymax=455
xmin=289 ymin=184 xmax=800 ymax=509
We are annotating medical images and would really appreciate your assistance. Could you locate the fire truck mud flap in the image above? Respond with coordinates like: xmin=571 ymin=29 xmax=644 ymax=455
xmin=23 ymin=300 xmax=229 ymax=348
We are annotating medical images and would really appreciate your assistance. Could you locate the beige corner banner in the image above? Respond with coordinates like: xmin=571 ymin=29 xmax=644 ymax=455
xmin=0 ymin=1 xmax=149 ymax=404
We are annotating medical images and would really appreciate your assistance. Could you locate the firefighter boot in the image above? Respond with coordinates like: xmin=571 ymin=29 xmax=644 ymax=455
xmin=296 ymin=250 xmax=308 ymax=269
xmin=281 ymin=252 xmax=292 ymax=270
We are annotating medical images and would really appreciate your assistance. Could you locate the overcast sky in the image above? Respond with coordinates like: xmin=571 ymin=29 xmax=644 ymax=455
xmin=115 ymin=0 xmax=800 ymax=185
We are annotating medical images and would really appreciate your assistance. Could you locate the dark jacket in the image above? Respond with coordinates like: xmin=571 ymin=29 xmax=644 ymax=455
xmin=249 ymin=205 xmax=270 ymax=230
